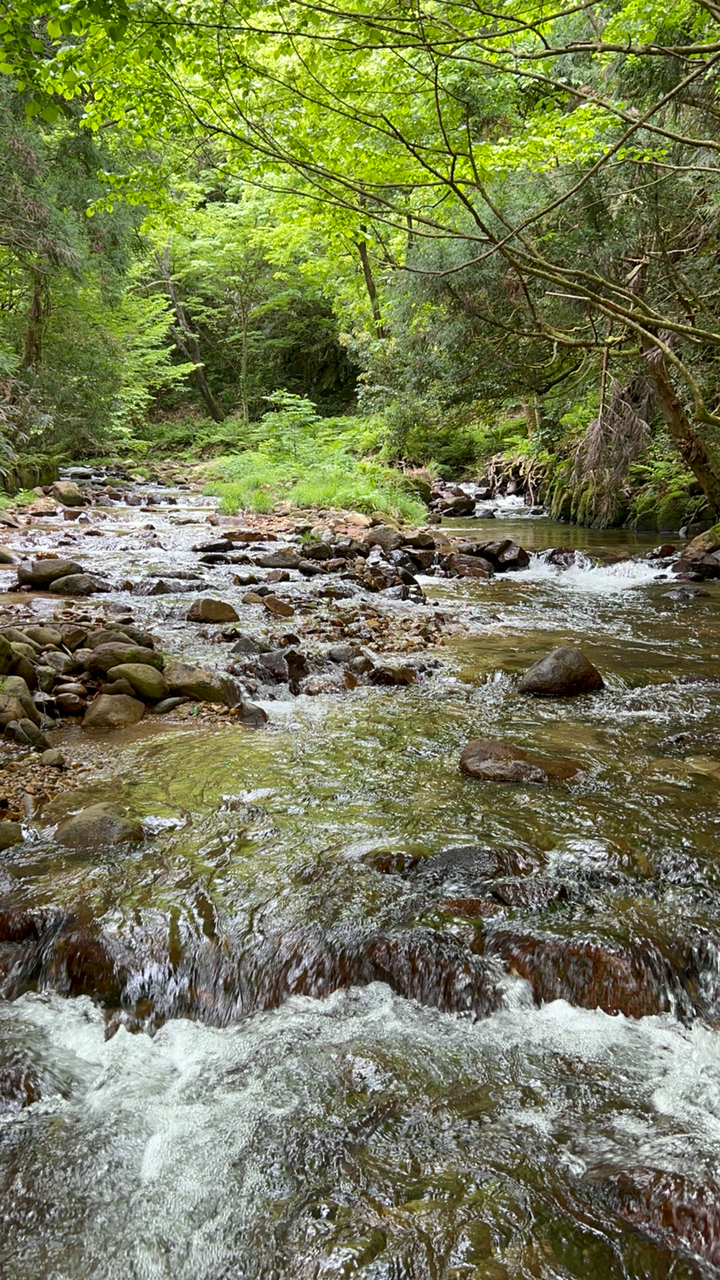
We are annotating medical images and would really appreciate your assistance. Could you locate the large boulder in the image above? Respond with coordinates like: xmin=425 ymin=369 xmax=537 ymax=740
xmin=17 ymin=559 xmax=84 ymax=590
xmin=460 ymin=737 xmax=579 ymax=784
xmin=106 ymin=663 xmax=169 ymax=701
xmin=85 ymin=643 xmax=163 ymax=676
xmin=55 ymin=802 xmax=143 ymax=850
xmin=684 ymin=523 xmax=720 ymax=555
xmin=186 ymin=598 xmax=240 ymax=624
xmin=82 ymin=694 xmax=146 ymax=730
xmin=50 ymin=480 xmax=86 ymax=507
xmin=476 ymin=539 xmax=530 ymax=571
xmin=517 ymin=646 xmax=605 ymax=697
xmin=162 ymin=658 xmax=234 ymax=704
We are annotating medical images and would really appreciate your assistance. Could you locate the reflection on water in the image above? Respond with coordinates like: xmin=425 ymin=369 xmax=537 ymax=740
xmin=2 ymin=506 xmax=720 ymax=1278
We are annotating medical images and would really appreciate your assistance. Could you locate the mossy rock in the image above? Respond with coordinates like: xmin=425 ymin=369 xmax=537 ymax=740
xmin=656 ymin=492 xmax=693 ymax=531
xmin=632 ymin=494 xmax=660 ymax=531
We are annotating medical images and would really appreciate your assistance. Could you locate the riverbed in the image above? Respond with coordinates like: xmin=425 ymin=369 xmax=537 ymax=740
xmin=1 ymin=486 xmax=719 ymax=1279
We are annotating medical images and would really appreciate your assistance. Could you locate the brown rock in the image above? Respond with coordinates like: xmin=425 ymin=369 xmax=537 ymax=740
xmin=263 ymin=595 xmax=295 ymax=618
xmin=444 ymin=553 xmax=495 ymax=579
xmin=186 ymin=598 xmax=240 ymax=623
xmin=54 ymin=802 xmax=144 ymax=850
xmin=82 ymin=694 xmax=145 ymax=730
xmin=517 ymin=647 xmax=605 ymax=697
xmin=486 ymin=932 xmax=674 ymax=1018
xmin=460 ymin=737 xmax=580 ymax=784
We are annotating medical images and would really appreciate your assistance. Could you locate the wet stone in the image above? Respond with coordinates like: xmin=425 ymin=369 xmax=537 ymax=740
xmin=54 ymin=802 xmax=144 ymax=850
xmin=460 ymin=737 xmax=580 ymax=784
xmin=187 ymin=598 xmax=240 ymax=624
xmin=517 ymin=646 xmax=605 ymax=697
xmin=107 ymin=663 xmax=169 ymax=701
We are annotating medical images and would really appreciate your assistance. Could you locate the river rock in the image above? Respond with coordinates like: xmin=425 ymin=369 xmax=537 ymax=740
xmin=162 ymin=658 xmax=232 ymax=703
xmin=85 ymin=643 xmax=163 ymax=676
xmin=256 ymin=549 xmax=301 ymax=569
xmin=460 ymin=737 xmax=579 ymax=783
xmin=56 ymin=692 xmax=88 ymax=714
xmin=0 ymin=676 xmax=39 ymax=724
xmin=100 ymin=679 xmax=136 ymax=697
xmin=236 ymin=700 xmax=269 ymax=727
xmin=363 ymin=526 xmax=404 ymax=554
xmin=84 ymin=629 xmax=134 ymax=650
xmin=368 ymin=665 xmax=418 ymax=686
xmin=22 ymin=625 xmax=63 ymax=648
xmin=15 ymin=719 xmax=50 ymax=750
xmin=55 ymin=802 xmax=144 ymax=850
xmin=486 ymin=931 xmax=675 ymax=1018
xmin=106 ymin=663 xmax=169 ymax=701
xmin=0 ymin=696 xmax=27 ymax=729
xmin=149 ymin=697 xmax=188 ymax=715
xmin=41 ymin=748 xmax=65 ymax=769
xmin=477 ymin=539 xmax=531 ymax=571
xmin=82 ymin=694 xmax=145 ymax=730
xmin=50 ymin=480 xmax=86 ymax=507
xmin=444 ymin=553 xmax=495 ymax=579
xmin=0 ymin=545 xmax=18 ymax=565
xmin=43 ymin=651 xmax=76 ymax=678
xmin=411 ymin=844 xmax=542 ymax=889
xmin=186 ymin=598 xmax=240 ymax=623
xmin=517 ymin=646 xmax=605 ymax=696
xmin=17 ymin=559 xmax=85 ymax=589
xmin=263 ymin=595 xmax=295 ymax=618
xmin=595 ymin=1168 xmax=720 ymax=1267
xmin=440 ymin=494 xmax=476 ymax=516
xmin=0 ymin=635 xmax=13 ymax=676
xmin=0 ymin=821 xmax=22 ymax=851
xmin=672 ymin=550 xmax=720 ymax=581
xmin=50 ymin=573 xmax=105 ymax=596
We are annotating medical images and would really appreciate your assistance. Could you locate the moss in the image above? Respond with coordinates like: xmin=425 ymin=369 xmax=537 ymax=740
xmin=656 ymin=492 xmax=694 ymax=531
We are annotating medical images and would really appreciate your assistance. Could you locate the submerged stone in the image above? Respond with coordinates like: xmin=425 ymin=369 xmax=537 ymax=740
xmin=54 ymin=802 xmax=144 ymax=851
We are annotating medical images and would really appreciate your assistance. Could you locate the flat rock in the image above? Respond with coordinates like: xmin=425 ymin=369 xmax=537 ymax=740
xmin=17 ymin=559 xmax=84 ymax=590
xmin=54 ymin=802 xmax=144 ymax=850
xmin=82 ymin=694 xmax=145 ymax=730
xmin=186 ymin=598 xmax=240 ymax=624
xmin=517 ymin=646 xmax=605 ymax=697
xmin=263 ymin=595 xmax=295 ymax=618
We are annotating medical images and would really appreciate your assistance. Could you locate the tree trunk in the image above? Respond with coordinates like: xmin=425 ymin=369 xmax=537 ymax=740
xmin=643 ymin=342 xmax=720 ymax=515
xmin=158 ymin=247 xmax=225 ymax=423
xmin=355 ymin=238 xmax=385 ymax=339
xmin=22 ymin=271 xmax=49 ymax=370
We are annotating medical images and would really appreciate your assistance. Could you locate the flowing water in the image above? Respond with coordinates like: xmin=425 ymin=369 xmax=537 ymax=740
xmin=1 ymin=493 xmax=720 ymax=1279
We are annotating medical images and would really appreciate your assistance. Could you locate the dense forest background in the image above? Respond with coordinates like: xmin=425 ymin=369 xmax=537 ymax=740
xmin=2 ymin=0 xmax=720 ymax=530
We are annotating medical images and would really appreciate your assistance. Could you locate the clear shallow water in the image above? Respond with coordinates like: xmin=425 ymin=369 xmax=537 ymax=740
xmin=2 ymin=503 xmax=720 ymax=1277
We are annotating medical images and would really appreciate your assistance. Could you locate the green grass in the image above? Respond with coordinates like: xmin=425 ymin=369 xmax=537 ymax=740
xmin=202 ymin=446 xmax=427 ymax=523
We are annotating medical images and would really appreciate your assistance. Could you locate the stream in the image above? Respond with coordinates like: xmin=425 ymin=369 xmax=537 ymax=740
xmin=1 ymin=481 xmax=720 ymax=1279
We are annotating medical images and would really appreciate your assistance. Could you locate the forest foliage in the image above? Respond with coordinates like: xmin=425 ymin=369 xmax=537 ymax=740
xmin=1 ymin=0 xmax=720 ymax=526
